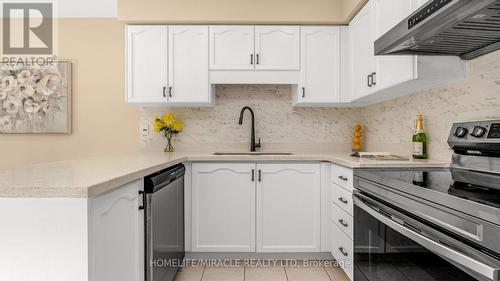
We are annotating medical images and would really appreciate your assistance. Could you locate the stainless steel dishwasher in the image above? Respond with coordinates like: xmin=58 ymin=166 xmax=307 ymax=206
xmin=143 ymin=164 xmax=185 ymax=281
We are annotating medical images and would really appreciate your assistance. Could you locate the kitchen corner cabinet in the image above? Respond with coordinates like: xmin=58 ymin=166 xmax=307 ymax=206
xmin=209 ymin=26 xmax=300 ymax=71
xmin=345 ymin=0 xmax=466 ymax=104
xmin=191 ymin=163 xmax=256 ymax=252
xmin=190 ymin=162 xmax=321 ymax=253
xmin=294 ymin=26 xmax=341 ymax=106
xmin=126 ymin=25 xmax=212 ymax=106
xmin=89 ymin=180 xmax=144 ymax=281
xmin=256 ymin=163 xmax=321 ymax=252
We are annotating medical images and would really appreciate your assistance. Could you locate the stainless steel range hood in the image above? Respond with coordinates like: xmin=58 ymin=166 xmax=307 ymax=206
xmin=375 ymin=0 xmax=500 ymax=60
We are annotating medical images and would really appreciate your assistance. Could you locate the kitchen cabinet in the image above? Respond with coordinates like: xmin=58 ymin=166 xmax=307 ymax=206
xmin=294 ymin=26 xmax=341 ymax=106
xmin=126 ymin=25 xmax=167 ymax=103
xmin=256 ymin=163 xmax=321 ymax=252
xmin=345 ymin=0 xmax=465 ymax=103
xmin=89 ymin=180 xmax=144 ymax=281
xmin=254 ymin=26 xmax=300 ymax=70
xmin=209 ymin=25 xmax=300 ymax=71
xmin=191 ymin=163 xmax=256 ymax=252
xmin=189 ymin=162 xmax=321 ymax=253
xmin=168 ymin=25 xmax=211 ymax=104
xmin=126 ymin=25 xmax=212 ymax=106
xmin=209 ymin=26 xmax=255 ymax=70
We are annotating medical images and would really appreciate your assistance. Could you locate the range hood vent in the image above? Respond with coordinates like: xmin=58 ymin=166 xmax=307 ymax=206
xmin=375 ymin=0 xmax=500 ymax=60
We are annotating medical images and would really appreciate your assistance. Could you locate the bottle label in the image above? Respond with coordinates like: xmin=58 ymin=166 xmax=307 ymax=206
xmin=412 ymin=142 xmax=423 ymax=156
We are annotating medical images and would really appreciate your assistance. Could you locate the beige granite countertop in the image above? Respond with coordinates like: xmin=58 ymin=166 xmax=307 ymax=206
xmin=0 ymin=152 xmax=449 ymax=198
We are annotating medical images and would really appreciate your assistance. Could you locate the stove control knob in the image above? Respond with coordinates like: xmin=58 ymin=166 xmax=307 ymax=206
xmin=454 ymin=127 xmax=468 ymax=138
xmin=470 ymin=126 xmax=487 ymax=138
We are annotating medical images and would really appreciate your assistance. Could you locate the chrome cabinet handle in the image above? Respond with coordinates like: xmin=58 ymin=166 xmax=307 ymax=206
xmin=251 ymin=169 xmax=255 ymax=182
xmin=372 ymin=72 xmax=377 ymax=86
xmin=302 ymin=87 xmax=306 ymax=98
xmin=338 ymin=197 xmax=348 ymax=204
xmin=258 ymin=170 xmax=262 ymax=182
xmin=256 ymin=54 xmax=260 ymax=65
xmin=338 ymin=219 xmax=348 ymax=228
xmin=338 ymin=175 xmax=348 ymax=181
xmin=250 ymin=54 xmax=254 ymax=65
xmin=162 ymin=86 xmax=167 ymax=98
xmin=168 ymin=86 xmax=173 ymax=97
xmin=338 ymin=247 xmax=348 ymax=257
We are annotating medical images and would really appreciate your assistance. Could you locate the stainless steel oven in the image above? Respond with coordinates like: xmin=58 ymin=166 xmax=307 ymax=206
xmin=352 ymin=120 xmax=500 ymax=281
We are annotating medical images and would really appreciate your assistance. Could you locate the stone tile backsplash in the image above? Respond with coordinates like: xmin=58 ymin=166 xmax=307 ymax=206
xmin=140 ymin=51 xmax=500 ymax=160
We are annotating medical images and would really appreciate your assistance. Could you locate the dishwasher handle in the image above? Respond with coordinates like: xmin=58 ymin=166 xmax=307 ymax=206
xmin=144 ymin=164 xmax=185 ymax=193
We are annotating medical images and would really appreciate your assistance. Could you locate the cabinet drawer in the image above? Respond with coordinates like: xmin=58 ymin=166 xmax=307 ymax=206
xmin=331 ymin=164 xmax=354 ymax=191
xmin=331 ymin=202 xmax=353 ymax=239
xmin=331 ymin=223 xmax=353 ymax=280
xmin=332 ymin=184 xmax=353 ymax=215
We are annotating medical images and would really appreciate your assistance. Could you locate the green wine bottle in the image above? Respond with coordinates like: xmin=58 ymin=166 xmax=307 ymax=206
xmin=412 ymin=114 xmax=428 ymax=159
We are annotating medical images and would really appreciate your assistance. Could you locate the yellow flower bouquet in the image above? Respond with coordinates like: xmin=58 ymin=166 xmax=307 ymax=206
xmin=153 ymin=113 xmax=183 ymax=152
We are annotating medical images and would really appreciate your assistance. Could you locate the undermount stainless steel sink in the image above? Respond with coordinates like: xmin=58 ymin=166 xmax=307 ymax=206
xmin=213 ymin=152 xmax=294 ymax=156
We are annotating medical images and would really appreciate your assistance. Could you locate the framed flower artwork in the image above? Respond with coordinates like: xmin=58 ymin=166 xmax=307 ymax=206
xmin=0 ymin=61 xmax=72 ymax=134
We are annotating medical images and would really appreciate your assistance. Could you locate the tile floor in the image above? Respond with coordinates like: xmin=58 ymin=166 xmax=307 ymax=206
xmin=174 ymin=261 xmax=350 ymax=281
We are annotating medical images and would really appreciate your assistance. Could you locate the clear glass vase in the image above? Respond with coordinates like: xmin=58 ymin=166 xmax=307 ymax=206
xmin=164 ymin=133 xmax=174 ymax=152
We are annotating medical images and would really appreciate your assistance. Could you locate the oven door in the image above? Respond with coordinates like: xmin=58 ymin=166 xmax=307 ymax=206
xmin=353 ymin=191 xmax=500 ymax=281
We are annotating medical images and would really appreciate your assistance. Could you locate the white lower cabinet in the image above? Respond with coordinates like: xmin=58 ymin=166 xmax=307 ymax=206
xmin=256 ymin=163 xmax=321 ymax=252
xmin=330 ymin=163 xmax=355 ymax=281
xmin=190 ymin=162 xmax=321 ymax=253
xmin=191 ymin=163 xmax=256 ymax=252
xmin=89 ymin=180 xmax=144 ymax=281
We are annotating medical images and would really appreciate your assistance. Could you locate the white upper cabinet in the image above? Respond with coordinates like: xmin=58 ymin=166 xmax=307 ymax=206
xmin=256 ymin=163 xmax=321 ymax=252
xmin=295 ymin=26 xmax=341 ymax=106
xmin=209 ymin=26 xmax=255 ymax=70
xmin=191 ymin=163 xmax=256 ymax=252
xmin=345 ymin=0 xmax=465 ymax=104
xmin=254 ymin=26 xmax=300 ymax=70
xmin=168 ymin=26 xmax=211 ymax=104
xmin=126 ymin=25 xmax=167 ymax=103
xmin=348 ymin=4 xmax=375 ymax=101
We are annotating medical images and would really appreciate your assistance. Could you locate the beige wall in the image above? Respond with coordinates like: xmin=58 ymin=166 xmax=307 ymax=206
xmin=0 ymin=19 xmax=140 ymax=169
xmin=118 ymin=0 xmax=365 ymax=24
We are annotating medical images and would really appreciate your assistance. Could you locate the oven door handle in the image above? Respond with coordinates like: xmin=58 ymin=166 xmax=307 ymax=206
xmin=353 ymin=194 xmax=500 ymax=281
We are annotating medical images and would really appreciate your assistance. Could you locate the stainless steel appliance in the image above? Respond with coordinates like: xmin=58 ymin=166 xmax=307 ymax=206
xmin=353 ymin=120 xmax=500 ymax=281
xmin=144 ymin=164 xmax=185 ymax=281
xmin=375 ymin=0 xmax=500 ymax=60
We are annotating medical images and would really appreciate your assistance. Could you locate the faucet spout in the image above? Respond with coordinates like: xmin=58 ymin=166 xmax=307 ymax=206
xmin=238 ymin=106 xmax=261 ymax=152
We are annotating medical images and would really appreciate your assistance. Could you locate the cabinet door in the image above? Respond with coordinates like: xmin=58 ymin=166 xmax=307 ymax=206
xmin=209 ymin=26 xmax=255 ymax=70
xmin=168 ymin=26 xmax=210 ymax=104
xmin=90 ymin=180 xmax=144 ymax=281
xmin=373 ymin=0 xmax=416 ymax=91
xmin=255 ymin=26 xmax=300 ymax=70
xmin=191 ymin=163 xmax=256 ymax=252
xmin=126 ymin=25 xmax=167 ymax=103
xmin=256 ymin=163 xmax=321 ymax=252
xmin=349 ymin=4 xmax=375 ymax=100
xmin=299 ymin=27 xmax=341 ymax=104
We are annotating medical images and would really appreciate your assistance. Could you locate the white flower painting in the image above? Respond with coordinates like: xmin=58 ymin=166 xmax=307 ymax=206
xmin=0 ymin=62 xmax=71 ymax=134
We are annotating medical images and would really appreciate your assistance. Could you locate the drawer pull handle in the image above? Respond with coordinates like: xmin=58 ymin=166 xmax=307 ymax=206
xmin=338 ymin=247 xmax=349 ymax=257
xmin=338 ymin=175 xmax=348 ymax=181
xmin=338 ymin=197 xmax=348 ymax=204
xmin=338 ymin=219 xmax=348 ymax=228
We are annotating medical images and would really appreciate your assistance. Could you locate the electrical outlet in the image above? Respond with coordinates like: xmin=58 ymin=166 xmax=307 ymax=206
xmin=141 ymin=125 xmax=149 ymax=136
